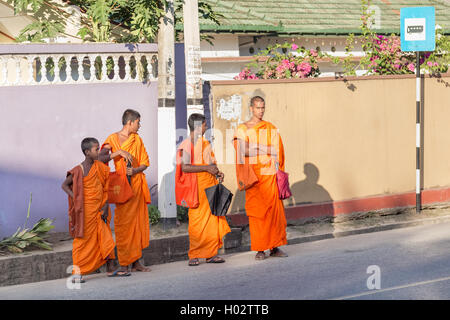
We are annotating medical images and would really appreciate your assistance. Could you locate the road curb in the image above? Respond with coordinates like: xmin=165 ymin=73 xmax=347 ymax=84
xmin=1 ymin=214 xmax=450 ymax=287
xmin=286 ymin=215 xmax=450 ymax=246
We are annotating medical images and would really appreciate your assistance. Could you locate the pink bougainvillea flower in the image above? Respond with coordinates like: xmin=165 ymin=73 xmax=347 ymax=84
xmin=433 ymin=62 xmax=439 ymax=67
xmin=234 ymin=67 xmax=259 ymax=80
xmin=427 ymin=61 xmax=433 ymax=67
xmin=298 ymin=61 xmax=312 ymax=75
xmin=291 ymin=43 xmax=299 ymax=50
xmin=394 ymin=64 xmax=401 ymax=69
xmin=407 ymin=63 xmax=415 ymax=72
xmin=310 ymin=49 xmax=318 ymax=57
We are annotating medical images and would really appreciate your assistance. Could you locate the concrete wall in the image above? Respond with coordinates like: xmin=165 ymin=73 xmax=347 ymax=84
xmin=209 ymin=74 xmax=450 ymax=214
xmin=0 ymin=82 xmax=158 ymax=238
xmin=200 ymin=34 xmax=240 ymax=58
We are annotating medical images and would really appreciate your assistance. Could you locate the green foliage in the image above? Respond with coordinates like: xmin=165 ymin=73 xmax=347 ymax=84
xmin=177 ymin=205 xmax=188 ymax=223
xmin=148 ymin=204 xmax=161 ymax=225
xmin=236 ymin=42 xmax=325 ymax=80
xmin=12 ymin=0 xmax=222 ymax=44
xmin=0 ymin=193 xmax=55 ymax=255
xmin=339 ymin=0 xmax=449 ymax=76
xmin=12 ymin=0 xmax=43 ymax=14
xmin=75 ymin=0 xmax=126 ymax=42
xmin=422 ymin=28 xmax=450 ymax=75
xmin=11 ymin=0 xmax=66 ymax=43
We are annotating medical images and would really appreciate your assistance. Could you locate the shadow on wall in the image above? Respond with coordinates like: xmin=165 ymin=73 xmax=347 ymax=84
xmin=228 ymin=162 xmax=334 ymax=220
xmin=287 ymin=162 xmax=333 ymax=209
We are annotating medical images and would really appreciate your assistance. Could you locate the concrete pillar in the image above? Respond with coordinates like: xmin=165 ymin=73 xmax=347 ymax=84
xmin=183 ymin=0 xmax=204 ymax=116
xmin=157 ymin=0 xmax=177 ymax=228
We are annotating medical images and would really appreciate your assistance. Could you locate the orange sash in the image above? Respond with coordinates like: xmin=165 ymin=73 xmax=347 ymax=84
xmin=175 ymin=138 xmax=199 ymax=208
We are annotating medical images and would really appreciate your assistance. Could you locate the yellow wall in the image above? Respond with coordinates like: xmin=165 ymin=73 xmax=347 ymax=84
xmin=210 ymin=74 xmax=450 ymax=213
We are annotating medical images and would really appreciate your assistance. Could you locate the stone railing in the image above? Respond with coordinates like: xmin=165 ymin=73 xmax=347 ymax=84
xmin=0 ymin=43 xmax=158 ymax=86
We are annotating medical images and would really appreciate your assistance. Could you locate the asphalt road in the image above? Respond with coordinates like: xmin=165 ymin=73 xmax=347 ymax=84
xmin=1 ymin=221 xmax=450 ymax=300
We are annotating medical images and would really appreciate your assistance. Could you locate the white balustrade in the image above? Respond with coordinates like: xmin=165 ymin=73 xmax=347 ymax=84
xmin=124 ymin=56 xmax=131 ymax=81
xmin=26 ymin=56 xmax=34 ymax=85
xmin=89 ymin=54 xmax=96 ymax=82
xmin=0 ymin=52 xmax=157 ymax=86
xmin=112 ymin=56 xmax=119 ymax=82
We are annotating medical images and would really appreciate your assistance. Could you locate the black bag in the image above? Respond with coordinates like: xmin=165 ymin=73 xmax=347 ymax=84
xmin=204 ymin=183 xmax=233 ymax=216
xmin=126 ymin=160 xmax=132 ymax=185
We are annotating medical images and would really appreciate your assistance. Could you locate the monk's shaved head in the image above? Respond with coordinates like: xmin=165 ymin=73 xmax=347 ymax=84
xmin=188 ymin=113 xmax=206 ymax=132
xmin=250 ymin=96 xmax=265 ymax=107
xmin=81 ymin=137 xmax=99 ymax=155
xmin=122 ymin=109 xmax=141 ymax=125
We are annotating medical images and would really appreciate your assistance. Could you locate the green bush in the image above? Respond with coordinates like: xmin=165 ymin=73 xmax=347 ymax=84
xmin=177 ymin=205 xmax=189 ymax=223
xmin=148 ymin=204 xmax=161 ymax=225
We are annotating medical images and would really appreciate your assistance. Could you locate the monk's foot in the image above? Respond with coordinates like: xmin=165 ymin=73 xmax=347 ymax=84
xmin=255 ymin=251 xmax=266 ymax=261
xmin=131 ymin=261 xmax=151 ymax=272
xmin=269 ymin=247 xmax=288 ymax=258
xmin=206 ymin=256 xmax=225 ymax=264
xmin=72 ymin=275 xmax=85 ymax=283
xmin=108 ymin=266 xmax=131 ymax=277
xmin=188 ymin=258 xmax=200 ymax=266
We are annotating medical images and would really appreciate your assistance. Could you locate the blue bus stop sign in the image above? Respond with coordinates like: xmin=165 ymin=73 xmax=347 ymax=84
xmin=401 ymin=6 xmax=435 ymax=52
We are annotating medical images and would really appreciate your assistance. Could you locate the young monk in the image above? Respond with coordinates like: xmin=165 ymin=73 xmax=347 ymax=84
xmin=99 ymin=109 xmax=151 ymax=276
xmin=176 ymin=113 xmax=231 ymax=266
xmin=61 ymin=137 xmax=116 ymax=283
xmin=233 ymin=96 xmax=288 ymax=261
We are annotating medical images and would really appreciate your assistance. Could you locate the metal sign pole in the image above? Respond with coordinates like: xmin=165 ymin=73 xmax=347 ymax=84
xmin=416 ymin=51 xmax=421 ymax=213
xmin=401 ymin=6 xmax=435 ymax=213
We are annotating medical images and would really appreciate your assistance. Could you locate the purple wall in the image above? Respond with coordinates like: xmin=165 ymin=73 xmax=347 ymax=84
xmin=0 ymin=82 xmax=158 ymax=238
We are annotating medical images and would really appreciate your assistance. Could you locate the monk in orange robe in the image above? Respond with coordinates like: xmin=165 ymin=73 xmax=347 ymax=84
xmin=177 ymin=113 xmax=231 ymax=266
xmin=233 ymin=96 xmax=288 ymax=260
xmin=62 ymin=137 xmax=116 ymax=283
xmin=99 ymin=109 xmax=151 ymax=275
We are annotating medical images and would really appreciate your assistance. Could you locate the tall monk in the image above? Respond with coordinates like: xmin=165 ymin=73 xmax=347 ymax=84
xmin=99 ymin=109 xmax=151 ymax=275
xmin=233 ymin=96 xmax=288 ymax=260
xmin=177 ymin=113 xmax=231 ymax=266
xmin=62 ymin=137 xmax=116 ymax=283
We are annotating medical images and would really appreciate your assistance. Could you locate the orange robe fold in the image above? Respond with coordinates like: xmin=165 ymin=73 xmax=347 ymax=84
xmin=177 ymin=137 xmax=231 ymax=259
xmin=234 ymin=121 xmax=287 ymax=251
xmin=102 ymin=133 xmax=151 ymax=266
xmin=71 ymin=161 xmax=115 ymax=275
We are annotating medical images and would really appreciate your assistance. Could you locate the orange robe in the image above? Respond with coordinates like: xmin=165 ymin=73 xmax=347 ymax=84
xmin=234 ymin=121 xmax=287 ymax=252
xmin=102 ymin=133 xmax=151 ymax=266
xmin=71 ymin=161 xmax=115 ymax=275
xmin=178 ymin=137 xmax=231 ymax=259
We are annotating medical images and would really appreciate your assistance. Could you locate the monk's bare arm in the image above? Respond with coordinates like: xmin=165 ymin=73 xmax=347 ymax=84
xmin=99 ymin=145 xmax=133 ymax=164
xmin=182 ymin=163 xmax=219 ymax=175
xmin=180 ymin=150 xmax=219 ymax=175
xmin=127 ymin=165 xmax=148 ymax=176
xmin=61 ymin=174 xmax=74 ymax=198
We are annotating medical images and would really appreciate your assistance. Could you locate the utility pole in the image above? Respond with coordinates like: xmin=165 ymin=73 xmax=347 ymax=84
xmin=157 ymin=0 xmax=177 ymax=228
xmin=183 ymin=0 xmax=204 ymax=117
